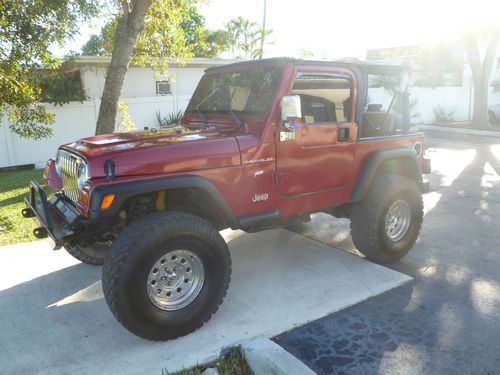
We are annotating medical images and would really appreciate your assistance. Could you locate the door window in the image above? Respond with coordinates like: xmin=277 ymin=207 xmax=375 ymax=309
xmin=291 ymin=73 xmax=353 ymax=124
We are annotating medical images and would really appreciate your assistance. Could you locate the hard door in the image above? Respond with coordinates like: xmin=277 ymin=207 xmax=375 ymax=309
xmin=276 ymin=69 xmax=357 ymax=196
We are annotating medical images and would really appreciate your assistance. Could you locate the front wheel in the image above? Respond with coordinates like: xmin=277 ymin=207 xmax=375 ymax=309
xmin=350 ymin=175 xmax=423 ymax=263
xmin=102 ymin=211 xmax=231 ymax=341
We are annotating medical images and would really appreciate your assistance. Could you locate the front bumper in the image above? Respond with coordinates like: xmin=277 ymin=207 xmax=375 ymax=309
xmin=22 ymin=181 xmax=80 ymax=249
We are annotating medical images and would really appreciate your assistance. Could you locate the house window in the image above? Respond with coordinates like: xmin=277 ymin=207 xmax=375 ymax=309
xmin=156 ymin=81 xmax=171 ymax=95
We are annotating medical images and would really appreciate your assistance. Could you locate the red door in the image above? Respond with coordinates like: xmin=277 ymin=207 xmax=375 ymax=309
xmin=276 ymin=69 xmax=357 ymax=196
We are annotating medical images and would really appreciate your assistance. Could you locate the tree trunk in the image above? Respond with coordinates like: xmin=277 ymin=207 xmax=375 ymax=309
xmin=472 ymin=79 xmax=490 ymax=129
xmin=463 ymin=29 xmax=499 ymax=130
xmin=95 ymin=0 xmax=153 ymax=135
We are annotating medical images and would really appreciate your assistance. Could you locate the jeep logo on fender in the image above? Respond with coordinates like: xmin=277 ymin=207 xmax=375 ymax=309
xmin=252 ymin=193 xmax=269 ymax=202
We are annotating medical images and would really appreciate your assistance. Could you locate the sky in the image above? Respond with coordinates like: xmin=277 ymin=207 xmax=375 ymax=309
xmin=57 ymin=0 xmax=500 ymax=59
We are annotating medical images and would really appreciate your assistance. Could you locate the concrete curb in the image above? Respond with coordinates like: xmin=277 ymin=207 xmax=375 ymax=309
xmin=417 ymin=124 xmax=500 ymax=138
xmin=241 ymin=338 xmax=316 ymax=375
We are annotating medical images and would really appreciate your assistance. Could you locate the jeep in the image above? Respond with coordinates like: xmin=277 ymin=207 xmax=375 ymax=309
xmin=22 ymin=58 xmax=431 ymax=341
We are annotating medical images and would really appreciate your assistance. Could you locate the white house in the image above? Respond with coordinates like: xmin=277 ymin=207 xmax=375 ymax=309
xmin=0 ymin=57 xmax=237 ymax=168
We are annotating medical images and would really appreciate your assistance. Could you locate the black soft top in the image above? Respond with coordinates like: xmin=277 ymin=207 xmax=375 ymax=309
xmin=205 ymin=57 xmax=409 ymax=75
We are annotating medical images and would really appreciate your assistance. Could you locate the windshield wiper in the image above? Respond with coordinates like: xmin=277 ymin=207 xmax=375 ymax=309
xmin=228 ymin=109 xmax=244 ymax=129
xmin=193 ymin=107 xmax=208 ymax=126
xmin=189 ymin=88 xmax=222 ymax=127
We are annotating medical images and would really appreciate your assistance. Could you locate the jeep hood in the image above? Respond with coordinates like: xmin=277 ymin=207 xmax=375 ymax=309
xmin=63 ymin=127 xmax=242 ymax=177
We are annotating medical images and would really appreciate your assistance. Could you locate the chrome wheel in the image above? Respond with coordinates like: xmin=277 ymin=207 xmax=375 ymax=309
xmin=147 ymin=249 xmax=205 ymax=311
xmin=385 ymin=199 xmax=411 ymax=242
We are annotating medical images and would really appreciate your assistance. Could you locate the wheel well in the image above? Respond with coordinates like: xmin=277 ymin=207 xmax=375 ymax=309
xmin=352 ymin=155 xmax=422 ymax=202
xmin=123 ymin=188 xmax=229 ymax=230
xmin=375 ymin=157 xmax=421 ymax=183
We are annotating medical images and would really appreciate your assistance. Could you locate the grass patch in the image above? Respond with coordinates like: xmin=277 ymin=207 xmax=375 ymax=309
xmin=166 ymin=348 xmax=252 ymax=375
xmin=0 ymin=169 xmax=43 ymax=246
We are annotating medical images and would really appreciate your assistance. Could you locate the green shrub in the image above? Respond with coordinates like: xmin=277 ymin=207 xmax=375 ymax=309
xmin=157 ymin=110 xmax=184 ymax=128
xmin=433 ymin=105 xmax=456 ymax=123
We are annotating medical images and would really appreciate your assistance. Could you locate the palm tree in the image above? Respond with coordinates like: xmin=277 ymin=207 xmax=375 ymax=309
xmin=225 ymin=16 xmax=272 ymax=59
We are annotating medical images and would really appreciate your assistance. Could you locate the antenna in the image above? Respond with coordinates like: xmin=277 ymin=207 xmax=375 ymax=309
xmin=259 ymin=0 xmax=267 ymax=59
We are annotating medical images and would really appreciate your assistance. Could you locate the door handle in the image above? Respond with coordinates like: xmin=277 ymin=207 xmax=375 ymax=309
xmin=338 ymin=127 xmax=350 ymax=142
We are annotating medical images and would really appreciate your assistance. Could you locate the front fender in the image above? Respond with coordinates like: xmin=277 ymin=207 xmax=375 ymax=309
xmin=88 ymin=175 xmax=239 ymax=229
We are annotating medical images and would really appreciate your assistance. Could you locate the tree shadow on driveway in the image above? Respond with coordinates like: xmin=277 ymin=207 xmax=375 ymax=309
xmin=278 ymin=142 xmax=500 ymax=374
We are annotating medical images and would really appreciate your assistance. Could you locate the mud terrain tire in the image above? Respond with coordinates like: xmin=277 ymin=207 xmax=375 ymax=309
xmin=102 ymin=211 xmax=231 ymax=341
xmin=65 ymin=242 xmax=110 ymax=265
xmin=350 ymin=175 xmax=423 ymax=263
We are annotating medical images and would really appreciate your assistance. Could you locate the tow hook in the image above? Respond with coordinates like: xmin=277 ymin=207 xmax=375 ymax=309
xmin=21 ymin=208 xmax=35 ymax=218
xmin=33 ymin=227 xmax=48 ymax=239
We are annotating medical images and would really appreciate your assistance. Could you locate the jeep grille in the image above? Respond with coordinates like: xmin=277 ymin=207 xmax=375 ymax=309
xmin=57 ymin=149 xmax=85 ymax=203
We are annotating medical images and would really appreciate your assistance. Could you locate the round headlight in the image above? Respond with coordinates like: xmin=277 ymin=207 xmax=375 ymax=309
xmin=77 ymin=162 xmax=88 ymax=190
xmin=55 ymin=154 xmax=61 ymax=176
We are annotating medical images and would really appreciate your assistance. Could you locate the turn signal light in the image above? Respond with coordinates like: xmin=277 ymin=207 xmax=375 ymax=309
xmin=101 ymin=194 xmax=116 ymax=209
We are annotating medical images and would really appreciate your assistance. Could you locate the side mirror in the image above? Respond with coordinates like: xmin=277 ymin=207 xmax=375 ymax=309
xmin=281 ymin=95 xmax=302 ymax=121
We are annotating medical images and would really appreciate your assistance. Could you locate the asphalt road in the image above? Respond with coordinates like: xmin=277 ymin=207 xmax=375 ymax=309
xmin=275 ymin=129 xmax=500 ymax=374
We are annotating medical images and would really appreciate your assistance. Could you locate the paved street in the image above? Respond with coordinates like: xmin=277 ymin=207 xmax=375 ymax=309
xmin=275 ymin=129 xmax=500 ymax=374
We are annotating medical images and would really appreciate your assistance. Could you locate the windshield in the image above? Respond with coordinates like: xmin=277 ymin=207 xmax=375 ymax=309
xmin=186 ymin=66 xmax=283 ymax=116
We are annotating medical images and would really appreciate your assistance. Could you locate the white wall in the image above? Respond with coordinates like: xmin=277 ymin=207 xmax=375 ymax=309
xmin=80 ymin=65 xmax=206 ymax=100
xmin=368 ymin=87 xmax=500 ymax=124
xmin=410 ymin=87 xmax=472 ymax=123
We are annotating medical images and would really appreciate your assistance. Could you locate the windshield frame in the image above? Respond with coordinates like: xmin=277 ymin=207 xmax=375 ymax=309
xmin=185 ymin=64 xmax=284 ymax=119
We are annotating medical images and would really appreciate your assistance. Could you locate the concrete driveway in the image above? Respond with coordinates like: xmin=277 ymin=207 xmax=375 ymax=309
xmin=0 ymin=228 xmax=410 ymax=374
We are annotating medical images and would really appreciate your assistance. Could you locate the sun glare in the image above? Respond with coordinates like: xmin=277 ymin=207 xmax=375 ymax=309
xmin=200 ymin=0 xmax=500 ymax=59
xmin=426 ymin=148 xmax=476 ymax=187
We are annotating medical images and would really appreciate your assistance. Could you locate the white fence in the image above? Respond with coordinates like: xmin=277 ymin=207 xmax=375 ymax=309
xmin=410 ymin=87 xmax=474 ymax=123
xmin=369 ymin=87 xmax=500 ymax=124
xmin=1 ymin=88 xmax=500 ymax=169
xmin=0 ymin=95 xmax=191 ymax=168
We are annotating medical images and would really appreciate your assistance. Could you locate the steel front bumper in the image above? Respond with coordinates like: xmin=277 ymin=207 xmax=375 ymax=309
xmin=22 ymin=181 xmax=79 ymax=249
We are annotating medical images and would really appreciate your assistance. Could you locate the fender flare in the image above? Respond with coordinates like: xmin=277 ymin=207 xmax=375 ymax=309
xmin=89 ymin=175 xmax=240 ymax=229
xmin=350 ymin=148 xmax=421 ymax=202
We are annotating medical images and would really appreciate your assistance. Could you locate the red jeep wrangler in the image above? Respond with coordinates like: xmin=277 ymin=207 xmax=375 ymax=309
xmin=23 ymin=58 xmax=430 ymax=340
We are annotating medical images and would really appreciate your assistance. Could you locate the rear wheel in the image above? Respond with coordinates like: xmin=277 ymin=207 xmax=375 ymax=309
xmin=64 ymin=241 xmax=110 ymax=265
xmin=102 ymin=211 xmax=231 ymax=341
xmin=350 ymin=175 xmax=423 ymax=263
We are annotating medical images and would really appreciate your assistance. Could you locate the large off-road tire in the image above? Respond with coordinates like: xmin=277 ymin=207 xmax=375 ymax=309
xmin=64 ymin=241 xmax=110 ymax=265
xmin=350 ymin=175 xmax=423 ymax=263
xmin=102 ymin=211 xmax=231 ymax=341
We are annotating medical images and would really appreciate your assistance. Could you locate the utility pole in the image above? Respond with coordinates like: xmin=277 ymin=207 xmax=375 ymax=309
xmin=259 ymin=0 xmax=267 ymax=59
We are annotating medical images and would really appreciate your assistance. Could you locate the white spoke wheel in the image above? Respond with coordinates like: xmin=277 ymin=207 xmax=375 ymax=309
xmin=102 ymin=211 xmax=231 ymax=341
xmin=350 ymin=175 xmax=423 ymax=263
